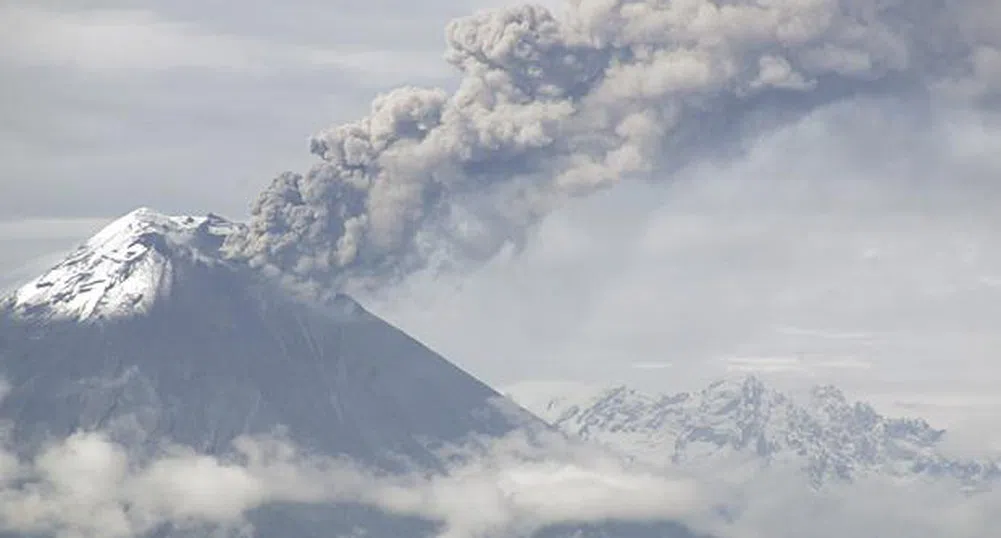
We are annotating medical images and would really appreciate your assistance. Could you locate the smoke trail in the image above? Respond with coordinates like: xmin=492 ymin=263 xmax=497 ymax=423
xmin=222 ymin=0 xmax=1000 ymax=293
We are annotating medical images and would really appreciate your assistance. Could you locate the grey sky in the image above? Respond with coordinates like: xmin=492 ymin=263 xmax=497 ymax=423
xmin=364 ymin=98 xmax=1001 ymax=439
xmin=2 ymin=0 xmax=1001 ymax=441
xmin=0 ymin=0 xmax=504 ymax=277
xmin=0 ymin=0 xmax=491 ymax=220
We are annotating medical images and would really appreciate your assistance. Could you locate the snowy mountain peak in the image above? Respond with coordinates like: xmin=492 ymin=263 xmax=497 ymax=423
xmin=510 ymin=376 xmax=997 ymax=486
xmin=0 ymin=206 xmax=539 ymax=472
xmin=698 ymin=376 xmax=783 ymax=412
xmin=2 ymin=207 xmax=241 ymax=322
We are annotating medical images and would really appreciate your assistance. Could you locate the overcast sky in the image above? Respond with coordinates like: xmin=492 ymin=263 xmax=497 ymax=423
xmin=2 ymin=0 xmax=1001 ymax=441
xmin=0 ymin=0 xmax=515 ymax=284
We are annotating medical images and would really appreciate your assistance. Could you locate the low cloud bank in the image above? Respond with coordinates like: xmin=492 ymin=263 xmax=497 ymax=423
xmin=0 ymin=428 xmax=699 ymax=538
xmin=1 ymin=421 xmax=999 ymax=538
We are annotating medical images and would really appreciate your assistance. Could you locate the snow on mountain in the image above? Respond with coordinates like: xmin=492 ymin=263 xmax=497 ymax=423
xmin=508 ymin=376 xmax=1001 ymax=487
xmin=4 ymin=208 xmax=241 ymax=323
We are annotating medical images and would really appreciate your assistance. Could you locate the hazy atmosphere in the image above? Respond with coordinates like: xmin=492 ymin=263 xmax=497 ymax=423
xmin=5 ymin=0 xmax=1000 ymax=422
xmin=2 ymin=1 xmax=1001 ymax=535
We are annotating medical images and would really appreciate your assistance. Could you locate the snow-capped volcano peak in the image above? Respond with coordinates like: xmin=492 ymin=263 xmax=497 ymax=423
xmin=4 ymin=208 xmax=240 ymax=322
xmin=0 ymin=206 xmax=540 ymax=472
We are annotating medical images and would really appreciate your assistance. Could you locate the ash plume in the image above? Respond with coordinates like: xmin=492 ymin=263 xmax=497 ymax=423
xmin=222 ymin=0 xmax=1000 ymax=293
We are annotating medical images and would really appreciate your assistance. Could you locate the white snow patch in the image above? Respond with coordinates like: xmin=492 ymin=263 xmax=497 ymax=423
xmin=5 ymin=208 xmax=238 ymax=322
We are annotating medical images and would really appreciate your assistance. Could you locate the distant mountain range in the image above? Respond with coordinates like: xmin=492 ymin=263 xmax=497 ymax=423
xmin=507 ymin=376 xmax=1001 ymax=488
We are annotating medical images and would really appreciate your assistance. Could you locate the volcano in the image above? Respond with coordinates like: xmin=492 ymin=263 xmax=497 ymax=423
xmin=0 ymin=208 xmax=534 ymax=467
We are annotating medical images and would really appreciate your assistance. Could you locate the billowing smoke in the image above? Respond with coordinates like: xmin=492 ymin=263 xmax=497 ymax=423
xmin=223 ymin=0 xmax=1001 ymax=292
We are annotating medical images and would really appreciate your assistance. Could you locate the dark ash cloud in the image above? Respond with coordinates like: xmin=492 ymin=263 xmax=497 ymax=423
xmin=222 ymin=0 xmax=999 ymax=293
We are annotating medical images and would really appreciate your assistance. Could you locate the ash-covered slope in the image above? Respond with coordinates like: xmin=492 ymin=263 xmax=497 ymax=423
xmin=0 ymin=208 xmax=533 ymax=468
xmin=510 ymin=377 xmax=1000 ymax=487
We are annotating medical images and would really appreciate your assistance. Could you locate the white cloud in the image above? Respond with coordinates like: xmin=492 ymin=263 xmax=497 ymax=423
xmin=378 ymin=432 xmax=701 ymax=538
xmin=131 ymin=452 xmax=267 ymax=522
xmin=3 ymin=433 xmax=134 ymax=538
xmin=1 ymin=426 xmax=998 ymax=538
xmin=705 ymin=468 xmax=1001 ymax=538
xmin=0 ymin=429 xmax=704 ymax=538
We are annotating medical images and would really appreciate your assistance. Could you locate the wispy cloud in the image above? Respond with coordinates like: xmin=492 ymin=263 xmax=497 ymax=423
xmin=702 ymin=466 xmax=1001 ymax=538
xmin=722 ymin=356 xmax=806 ymax=374
xmin=632 ymin=362 xmax=673 ymax=370
xmin=0 ymin=217 xmax=110 ymax=241
xmin=0 ymin=5 xmax=449 ymax=80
